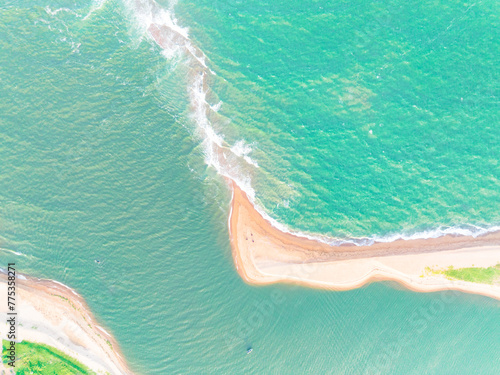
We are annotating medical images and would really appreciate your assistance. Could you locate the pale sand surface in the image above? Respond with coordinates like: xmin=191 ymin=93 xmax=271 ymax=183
xmin=0 ymin=273 xmax=133 ymax=374
xmin=229 ymin=183 xmax=500 ymax=301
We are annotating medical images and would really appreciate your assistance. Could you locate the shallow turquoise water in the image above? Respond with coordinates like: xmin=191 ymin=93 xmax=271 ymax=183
xmin=0 ymin=1 xmax=499 ymax=374
xmin=174 ymin=0 xmax=500 ymax=240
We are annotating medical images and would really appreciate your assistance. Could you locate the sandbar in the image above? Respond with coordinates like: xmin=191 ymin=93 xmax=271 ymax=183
xmin=228 ymin=182 xmax=500 ymax=301
xmin=0 ymin=273 xmax=133 ymax=374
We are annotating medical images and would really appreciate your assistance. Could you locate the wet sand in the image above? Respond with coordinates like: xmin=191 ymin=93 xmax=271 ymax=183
xmin=0 ymin=273 xmax=133 ymax=374
xmin=229 ymin=182 xmax=500 ymax=301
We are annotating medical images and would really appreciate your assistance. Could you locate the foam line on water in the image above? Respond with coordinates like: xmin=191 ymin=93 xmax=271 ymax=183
xmin=248 ymin=196 xmax=500 ymax=246
xmin=123 ymin=0 xmax=500 ymax=246
xmin=82 ymin=0 xmax=109 ymax=21
xmin=124 ymin=0 xmax=258 ymax=196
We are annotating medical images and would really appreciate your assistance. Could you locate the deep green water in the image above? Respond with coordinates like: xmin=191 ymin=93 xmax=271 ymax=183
xmin=0 ymin=0 xmax=499 ymax=374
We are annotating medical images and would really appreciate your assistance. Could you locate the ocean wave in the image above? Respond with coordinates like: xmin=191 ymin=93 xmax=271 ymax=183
xmin=45 ymin=6 xmax=79 ymax=17
xmin=124 ymin=0 xmax=258 ymax=198
xmin=82 ymin=0 xmax=109 ymax=20
xmin=123 ymin=0 xmax=500 ymax=247
xmin=0 ymin=247 xmax=29 ymax=257
xmin=250 ymin=198 xmax=500 ymax=246
xmin=230 ymin=140 xmax=259 ymax=168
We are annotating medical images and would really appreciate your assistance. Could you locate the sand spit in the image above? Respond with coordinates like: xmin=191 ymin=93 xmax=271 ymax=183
xmin=229 ymin=183 xmax=500 ymax=301
xmin=0 ymin=273 xmax=133 ymax=374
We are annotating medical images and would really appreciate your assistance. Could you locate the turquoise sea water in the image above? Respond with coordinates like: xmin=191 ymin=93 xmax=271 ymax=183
xmin=0 ymin=0 xmax=499 ymax=374
xmin=173 ymin=0 xmax=500 ymax=241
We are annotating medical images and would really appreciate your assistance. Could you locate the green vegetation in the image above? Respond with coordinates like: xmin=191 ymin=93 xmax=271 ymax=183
xmin=2 ymin=340 xmax=96 ymax=375
xmin=424 ymin=264 xmax=500 ymax=285
xmin=444 ymin=264 xmax=500 ymax=284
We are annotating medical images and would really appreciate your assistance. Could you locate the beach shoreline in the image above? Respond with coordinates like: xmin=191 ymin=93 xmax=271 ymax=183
xmin=0 ymin=272 xmax=133 ymax=374
xmin=228 ymin=181 xmax=500 ymax=301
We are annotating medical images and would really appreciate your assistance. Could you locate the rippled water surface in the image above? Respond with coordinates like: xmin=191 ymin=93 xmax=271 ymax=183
xmin=0 ymin=1 xmax=499 ymax=373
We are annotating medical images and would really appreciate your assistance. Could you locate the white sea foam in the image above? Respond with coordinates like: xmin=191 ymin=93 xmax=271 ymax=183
xmin=0 ymin=268 xmax=27 ymax=280
xmin=210 ymin=101 xmax=222 ymax=112
xmin=125 ymin=0 xmax=188 ymax=39
xmin=371 ymin=224 xmax=500 ymax=243
xmin=160 ymin=45 xmax=182 ymax=60
xmin=248 ymin=199 xmax=500 ymax=246
xmin=82 ymin=0 xmax=108 ymax=21
xmin=51 ymin=280 xmax=81 ymax=296
xmin=0 ymin=248 xmax=28 ymax=257
xmin=231 ymin=141 xmax=259 ymax=168
xmin=123 ymin=0 xmax=500 ymax=246
xmin=123 ymin=0 xmax=259 ymax=199
xmin=97 ymin=326 xmax=111 ymax=336
xmin=45 ymin=6 xmax=79 ymax=16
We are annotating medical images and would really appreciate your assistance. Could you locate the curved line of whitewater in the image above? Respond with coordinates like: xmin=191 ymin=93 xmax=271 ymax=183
xmin=228 ymin=182 xmax=500 ymax=301
xmin=247 ymin=195 xmax=500 ymax=247
xmin=126 ymin=0 xmax=500 ymax=247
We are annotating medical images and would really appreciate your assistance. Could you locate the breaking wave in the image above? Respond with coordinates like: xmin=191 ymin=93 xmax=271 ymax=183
xmin=122 ymin=0 xmax=500 ymax=246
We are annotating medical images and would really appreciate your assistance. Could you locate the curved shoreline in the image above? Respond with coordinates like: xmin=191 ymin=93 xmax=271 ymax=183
xmin=228 ymin=181 xmax=500 ymax=301
xmin=142 ymin=0 xmax=500 ymax=302
xmin=0 ymin=272 xmax=133 ymax=374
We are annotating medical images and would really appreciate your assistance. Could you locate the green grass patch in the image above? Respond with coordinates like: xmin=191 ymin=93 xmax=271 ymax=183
xmin=426 ymin=264 xmax=500 ymax=285
xmin=443 ymin=264 xmax=500 ymax=284
xmin=2 ymin=340 xmax=96 ymax=375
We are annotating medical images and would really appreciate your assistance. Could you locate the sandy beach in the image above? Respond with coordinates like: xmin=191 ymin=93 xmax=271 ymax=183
xmin=229 ymin=182 xmax=500 ymax=301
xmin=0 ymin=273 xmax=133 ymax=374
